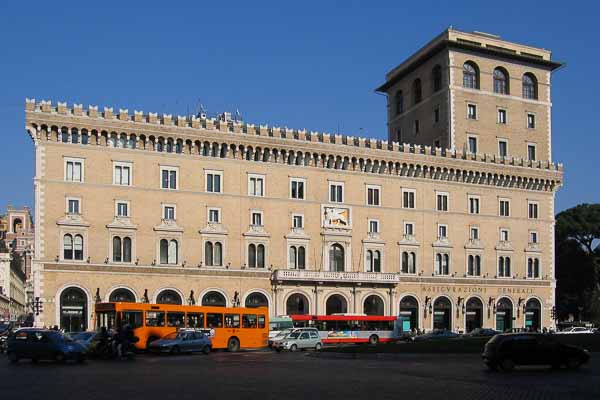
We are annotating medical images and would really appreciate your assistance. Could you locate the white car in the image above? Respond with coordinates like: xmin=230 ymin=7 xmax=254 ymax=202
xmin=556 ymin=327 xmax=594 ymax=334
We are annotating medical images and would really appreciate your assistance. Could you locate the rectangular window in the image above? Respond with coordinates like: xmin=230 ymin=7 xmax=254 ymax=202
xmin=500 ymin=229 xmax=510 ymax=242
xmin=163 ymin=205 xmax=176 ymax=220
xmin=527 ymin=113 xmax=536 ymax=129
xmin=467 ymin=104 xmax=477 ymax=119
xmin=160 ymin=167 xmax=178 ymax=190
xmin=329 ymin=182 xmax=344 ymax=203
xmin=116 ymin=201 xmax=129 ymax=217
xmin=470 ymin=227 xmax=479 ymax=240
xmin=251 ymin=211 xmax=263 ymax=226
xmin=414 ymin=119 xmax=420 ymax=135
xmin=434 ymin=106 xmax=440 ymax=123
xmin=67 ymin=198 xmax=80 ymax=214
xmin=366 ymin=185 xmax=381 ymax=206
xmin=208 ymin=208 xmax=221 ymax=223
xmin=499 ymin=199 xmax=510 ymax=217
xmin=206 ymin=313 xmax=223 ymax=328
xmin=404 ymin=222 xmax=414 ymax=236
xmin=292 ymin=214 xmax=304 ymax=229
xmin=497 ymin=109 xmax=507 ymax=124
xmin=65 ymin=159 xmax=83 ymax=182
xmin=368 ymin=219 xmax=379 ymax=233
xmin=290 ymin=178 xmax=305 ymax=200
xmin=402 ymin=189 xmax=415 ymax=209
xmin=468 ymin=196 xmax=480 ymax=214
xmin=527 ymin=144 xmax=537 ymax=161
xmin=205 ymin=171 xmax=222 ymax=193
xmin=225 ymin=314 xmax=240 ymax=329
xmin=438 ymin=224 xmax=448 ymax=239
xmin=468 ymin=136 xmax=478 ymax=154
xmin=436 ymin=193 xmax=449 ymax=212
xmin=248 ymin=175 xmax=265 ymax=197
xmin=529 ymin=231 xmax=538 ymax=244
xmin=528 ymin=202 xmax=539 ymax=219
xmin=498 ymin=140 xmax=508 ymax=158
xmin=113 ymin=162 xmax=132 ymax=186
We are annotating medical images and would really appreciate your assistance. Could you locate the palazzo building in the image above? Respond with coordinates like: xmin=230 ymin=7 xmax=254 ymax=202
xmin=25 ymin=28 xmax=563 ymax=333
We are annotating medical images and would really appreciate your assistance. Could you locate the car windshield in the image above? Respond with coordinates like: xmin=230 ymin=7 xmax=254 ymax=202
xmin=163 ymin=332 xmax=179 ymax=340
xmin=72 ymin=332 xmax=95 ymax=341
xmin=276 ymin=329 xmax=292 ymax=337
xmin=287 ymin=331 xmax=301 ymax=339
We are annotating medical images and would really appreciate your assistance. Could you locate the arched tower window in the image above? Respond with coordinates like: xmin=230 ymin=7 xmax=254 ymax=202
xmin=493 ymin=67 xmax=509 ymax=95
xmin=522 ymin=73 xmax=538 ymax=99
xmin=463 ymin=62 xmax=479 ymax=89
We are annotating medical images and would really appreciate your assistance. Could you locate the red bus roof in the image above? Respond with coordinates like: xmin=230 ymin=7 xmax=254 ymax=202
xmin=290 ymin=315 xmax=396 ymax=321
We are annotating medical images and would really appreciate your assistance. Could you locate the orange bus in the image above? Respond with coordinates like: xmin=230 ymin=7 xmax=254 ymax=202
xmin=94 ymin=302 xmax=268 ymax=351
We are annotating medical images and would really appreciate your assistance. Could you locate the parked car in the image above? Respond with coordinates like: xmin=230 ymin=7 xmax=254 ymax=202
xmin=268 ymin=328 xmax=293 ymax=348
xmin=0 ymin=323 xmax=13 ymax=353
xmin=555 ymin=327 xmax=594 ymax=334
xmin=71 ymin=331 xmax=100 ymax=351
xmin=463 ymin=328 xmax=499 ymax=338
xmin=272 ymin=328 xmax=322 ymax=352
xmin=148 ymin=329 xmax=211 ymax=355
xmin=6 ymin=329 xmax=87 ymax=363
xmin=482 ymin=333 xmax=590 ymax=371
xmin=413 ymin=329 xmax=460 ymax=342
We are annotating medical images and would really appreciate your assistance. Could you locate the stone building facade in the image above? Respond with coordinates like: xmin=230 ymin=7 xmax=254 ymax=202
xmin=0 ymin=252 xmax=27 ymax=321
xmin=25 ymin=29 xmax=563 ymax=333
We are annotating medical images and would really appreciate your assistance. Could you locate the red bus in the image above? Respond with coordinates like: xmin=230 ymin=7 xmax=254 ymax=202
xmin=290 ymin=314 xmax=399 ymax=345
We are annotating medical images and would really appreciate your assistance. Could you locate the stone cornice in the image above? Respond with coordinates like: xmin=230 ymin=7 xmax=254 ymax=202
xmin=25 ymin=99 xmax=563 ymax=192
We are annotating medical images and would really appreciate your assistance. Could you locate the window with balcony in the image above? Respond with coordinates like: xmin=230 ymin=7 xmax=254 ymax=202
xmin=329 ymin=243 xmax=345 ymax=272
xmin=366 ymin=249 xmax=381 ymax=273
xmin=401 ymin=251 xmax=416 ymax=274
xmin=288 ymin=245 xmax=306 ymax=269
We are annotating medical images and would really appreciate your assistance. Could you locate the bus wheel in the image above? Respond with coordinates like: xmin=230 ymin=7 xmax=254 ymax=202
xmin=227 ymin=337 xmax=240 ymax=352
xmin=369 ymin=335 xmax=379 ymax=345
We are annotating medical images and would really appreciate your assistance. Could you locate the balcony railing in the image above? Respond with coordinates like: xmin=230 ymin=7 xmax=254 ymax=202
xmin=273 ymin=269 xmax=399 ymax=283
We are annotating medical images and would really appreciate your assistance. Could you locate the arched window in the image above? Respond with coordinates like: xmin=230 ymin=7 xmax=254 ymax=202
xmin=432 ymin=65 xmax=442 ymax=92
xmin=436 ymin=253 xmax=442 ymax=274
xmin=286 ymin=293 xmax=309 ymax=315
xmin=463 ymin=62 xmax=479 ymax=89
xmin=498 ymin=256 xmax=511 ymax=277
xmin=81 ymin=129 xmax=89 ymax=145
xmin=61 ymin=127 xmax=69 ymax=143
xmin=60 ymin=287 xmax=87 ymax=332
xmin=175 ymin=141 xmax=182 ymax=154
xmin=71 ymin=128 xmax=79 ymax=144
xmin=257 ymin=244 xmax=265 ymax=268
xmin=433 ymin=296 xmax=452 ymax=330
xmin=156 ymin=140 xmax=163 ymax=152
xmin=119 ymin=134 xmax=127 ymax=148
xmin=443 ymin=254 xmax=450 ymax=275
xmin=437 ymin=253 xmax=449 ymax=275
xmin=399 ymin=296 xmax=419 ymax=331
xmin=326 ymin=294 xmax=348 ymax=315
xmin=202 ymin=291 xmax=226 ymax=307
xmin=498 ymin=256 xmax=505 ymax=277
xmin=166 ymin=140 xmax=173 ymax=153
xmin=329 ymin=243 xmax=345 ymax=272
xmin=214 ymin=242 xmax=222 ymax=266
xmin=289 ymin=246 xmax=297 ymax=269
xmin=123 ymin=237 xmax=132 ymax=263
xmin=159 ymin=239 xmax=178 ymax=265
xmin=245 ymin=292 xmax=268 ymax=308
xmin=109 ymin=288 xmax=135 ymax=303
xmin=298 ymin=246 xmax=305 ymax=269
xmin=465 ymin=297 xmax=483 ymax=332
xmin=205 ymin=241 xmax=214 ymax=266
xmin=63 ymin=234 xmax=73 ymax=260
xmin=468 ymin=255 xmax=474 ymax=276
xmin=248 ymin=244 xmax=256 ymax=268
xmin=401 ymin=251 xmax=415 ymax=274
xmin=157 ymin=289 xmax=182 ymax=305
xmin=366 ymin=250 xmax=381 ymax=272
xmin=113 ymin=236 xmax=122 ymax=262
xmin=474 ymin=255 xmax=481 ymax=276
xmin=394 ymin=91 xmax=404 ymax=115
xmin=525 ymin=298 xmax=541 ymax=331
xmin=74 ymin=234 xmax=83 ymax=260
xmin=493 ymin=67 xmax=509 ymax=94
xmin=364 ymin=295 xmax=384 ymax=316
xmin=412 ymin=79 xmax=422 ymax=104
xmin=522 ymin=73 xmax=538 ymax=99
xmin=528 ymin=258 xmax=540 ymax=278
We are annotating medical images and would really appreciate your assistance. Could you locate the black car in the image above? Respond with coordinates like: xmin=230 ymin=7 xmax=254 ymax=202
xmin=482 ymin=333 xmax=590 ymax=371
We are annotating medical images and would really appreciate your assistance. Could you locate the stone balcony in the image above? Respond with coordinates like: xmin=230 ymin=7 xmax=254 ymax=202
xmin=272 ymin=269 xmax=399 ymax=284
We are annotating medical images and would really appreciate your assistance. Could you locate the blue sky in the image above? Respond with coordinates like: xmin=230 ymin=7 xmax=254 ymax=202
xmin=1 ymin=0 xmax=598 ymax=213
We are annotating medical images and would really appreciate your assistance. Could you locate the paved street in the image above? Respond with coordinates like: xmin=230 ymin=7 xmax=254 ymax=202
xmin=1 ymin=351 xmax=598 ymax=399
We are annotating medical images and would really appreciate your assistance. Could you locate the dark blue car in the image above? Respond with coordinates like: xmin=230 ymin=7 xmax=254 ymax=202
xmin=6 ymin=329 xmax=86 ymax=363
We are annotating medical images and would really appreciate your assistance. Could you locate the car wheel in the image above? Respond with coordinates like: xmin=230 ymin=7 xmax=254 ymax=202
xmin=227 ymin=337 xmax=240 ymax=352
xmin=171 ymin=346 xmax=180 ymax=355
xmin=55 ymin=352 xmax=66 ymax=363
xmin=315 ymin=343 xmax=322 ymax=351
xmin=290 ymin=344 xmax=298 ymax=352
xmin=202 ymin=345 xmax=210 ymax=355
xmin=369 ymin=335 xmax=379 ymax=345
xmin=500 ymin=358 xmax=515 ymax=371
xmin=7 ymin=352 xmax=18 ymax=364
xmin=566 ymin=357 xmax=582 ymax=369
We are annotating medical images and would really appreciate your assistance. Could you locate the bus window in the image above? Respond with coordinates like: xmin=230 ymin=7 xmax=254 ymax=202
xmin=243 ymin=314 xmax=257 ymax=328
xmin=146 ymin=311 xmax=166 ymax=327
xmin=207 ymin=313 xmax=223 ymax=328
xmin=122 ymin=311 xmax=143 ymax=328
xmin=258 ymin=315 xmax=266 ymax=329
xmin=167 ymin=312 xmax=185 ymax=328
xmin=96 ymin=311 xmax=116 ymax=330
xmin=225 ymin=314 xmax=240 ymax=328
xmin=187 ymin=312 xmax=204 ymax=328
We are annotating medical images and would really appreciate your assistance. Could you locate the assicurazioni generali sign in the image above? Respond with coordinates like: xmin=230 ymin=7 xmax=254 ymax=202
xmin=420 ymin=285 xmax=537 ymax=295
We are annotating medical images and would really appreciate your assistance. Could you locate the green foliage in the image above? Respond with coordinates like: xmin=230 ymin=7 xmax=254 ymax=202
xmin=556 ymin=203 xmax=600 ymax=254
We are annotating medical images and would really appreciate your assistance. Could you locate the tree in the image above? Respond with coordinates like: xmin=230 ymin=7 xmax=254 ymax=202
xmin=555 ymin=203 xmax=600 ymax=323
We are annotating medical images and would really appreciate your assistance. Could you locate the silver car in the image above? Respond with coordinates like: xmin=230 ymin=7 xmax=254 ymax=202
xmin=272 ymin=328 xmax=322 ymax=352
